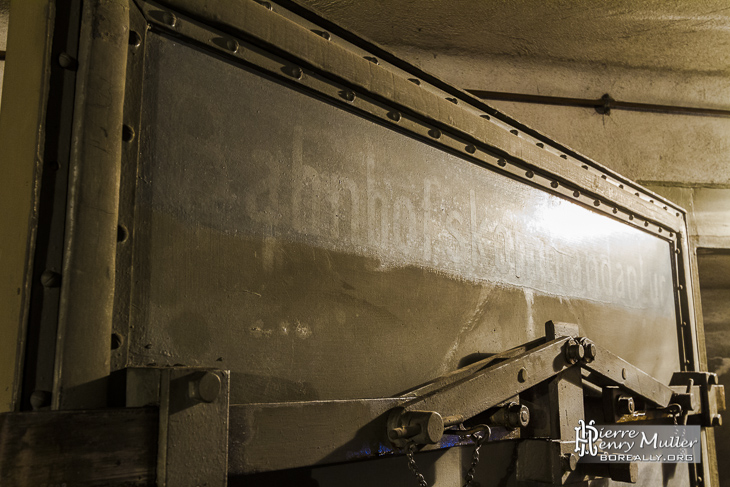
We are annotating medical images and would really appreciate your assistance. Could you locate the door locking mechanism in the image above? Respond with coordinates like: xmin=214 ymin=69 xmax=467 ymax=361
xmin=385 ymin=321 xmax=725 ymax=485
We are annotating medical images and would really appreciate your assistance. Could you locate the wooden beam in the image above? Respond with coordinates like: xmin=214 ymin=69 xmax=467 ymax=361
xmin=0 ymin=408 xmax=157 ymax=486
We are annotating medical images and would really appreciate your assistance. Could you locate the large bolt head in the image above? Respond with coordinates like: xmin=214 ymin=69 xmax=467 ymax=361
xmin=387 ymin=409 xmax=444 ymax=447
xmin=565 ymin=339 xmax=585 ymax=364
xmin=578 ymin=338 xmax=597 ymax=362
xmin=190 ymin=372 xmax=221 ymax=403
xmin=423 ymin=412 xmax=445 ymax=444
xmin=562 ymin=453 xmax=578 ymax=472
xmin=30 ymin=390 xmax=52 ymax=410
xmin=617 ymin=395 xmax=635 ymax=415
xmin=507 ymin=403 xmax=530 ymax=428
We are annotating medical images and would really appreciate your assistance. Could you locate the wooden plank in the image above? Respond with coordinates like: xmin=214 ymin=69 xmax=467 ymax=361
xmin=0 ymin=408 xmax=157 ymax=487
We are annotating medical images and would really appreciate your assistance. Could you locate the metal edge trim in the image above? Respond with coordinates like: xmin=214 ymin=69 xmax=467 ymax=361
xmin=52 ymin=0 xmax=129 ymax=410
xmin=274 ymin=0 xmax=685 ymax=217
xmin=139 ymin=0 xmax=681 ymax=242
xmin=153 ymin=0 xmax=687 ymax=232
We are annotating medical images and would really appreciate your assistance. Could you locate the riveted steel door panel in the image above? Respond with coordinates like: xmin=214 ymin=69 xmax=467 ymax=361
xmin=129 ymin=33 xmax=679 ymax=407
xmin=2 ymin=0 xmax=711 ymax=486
xmin=106 ymin=1 xmax=708 ymax=485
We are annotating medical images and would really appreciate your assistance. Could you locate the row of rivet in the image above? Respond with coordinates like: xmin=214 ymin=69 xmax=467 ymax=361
xmin=526 ymin=125 xmax=681 ymax=219
xmin=148 ymin=2 xmax=690 ymax=366
xmin=147 ymin=4 xmax=678 ymax=241
xmin=155 ymin=1 xmax=682 ymax=222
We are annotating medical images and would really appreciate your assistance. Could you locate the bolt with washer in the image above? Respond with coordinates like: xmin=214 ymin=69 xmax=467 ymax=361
xmin=565 ymin=339 xmax=585 ymax=364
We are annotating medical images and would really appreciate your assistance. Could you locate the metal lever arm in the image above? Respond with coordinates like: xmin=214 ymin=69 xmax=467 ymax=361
xmin=398 ymin=338 xmax=571 ymax=420
xmin=388 ymin=337 xmax=573 ymax=446
xmin=388 ymin=323 xmax=683 ymax=447
xmin=581 ymin=345 xmax=675 ymax=407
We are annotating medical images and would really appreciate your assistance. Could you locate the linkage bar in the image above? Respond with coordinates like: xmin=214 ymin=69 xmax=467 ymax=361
xmin=400 ymin=337 xmax=572 ymax=421
xmin=582 ymin=346 xmax=675 ymax=407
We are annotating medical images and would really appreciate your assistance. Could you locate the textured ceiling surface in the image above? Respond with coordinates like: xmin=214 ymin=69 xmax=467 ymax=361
xmin=0 ymin=0 xmax=9 ymax=51
xmin=297 ymin=0 xmax=730 ymax=75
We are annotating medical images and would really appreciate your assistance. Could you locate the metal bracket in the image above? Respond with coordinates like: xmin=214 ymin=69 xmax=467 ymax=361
xmin=126 ymin=367 xmax=230 ymax=487
xmin=382 ymin=321 xmax=700 ymax=485
xmin=671 ymin=371 xmax=726 ymax=427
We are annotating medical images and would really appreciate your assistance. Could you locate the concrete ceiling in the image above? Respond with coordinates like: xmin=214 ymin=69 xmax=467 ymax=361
xmin=297 ymin=0 xmax=730 ymax=76
xmin=0 ymin=0 xmax=9 ymax=50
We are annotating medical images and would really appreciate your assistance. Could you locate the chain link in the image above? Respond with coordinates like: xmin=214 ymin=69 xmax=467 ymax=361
xmin=403 ymin=426 xmax=490 ymax=487
xmin=406 ymin=442 xmax=429 ymax=487
xmin=463 ymin=428 xmax=489 ymax=487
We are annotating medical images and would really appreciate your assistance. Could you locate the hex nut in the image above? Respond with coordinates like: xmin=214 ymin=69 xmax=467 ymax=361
xmin=565 ymin=339 xmax=585 ymax=364
xmin=507 ymin=403 xmax=530 ymax=428
xmin=617 ymin=395 xmax=635 ymax=415
xmin=578 ymin=337 xmax=597 ymax=362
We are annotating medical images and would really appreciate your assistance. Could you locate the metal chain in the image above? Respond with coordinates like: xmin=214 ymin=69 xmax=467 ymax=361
xmin=667 ymin=403 xmax=682 ymax=425
xmin=406 ymin=442 xmax=429 ymax=487
xmin=403 ymin=426 xmax=491 ymax=487
xmin=463 ymin=428 xmax=489 ymax=487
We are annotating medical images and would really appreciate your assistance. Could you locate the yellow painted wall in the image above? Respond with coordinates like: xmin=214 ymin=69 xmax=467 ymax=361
xmin=0 ymin=0 xmax=53 ymax=413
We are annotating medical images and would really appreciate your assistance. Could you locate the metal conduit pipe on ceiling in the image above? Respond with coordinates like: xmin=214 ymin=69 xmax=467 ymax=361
xmin=466 ymin=90 xmax=730 ymax=119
